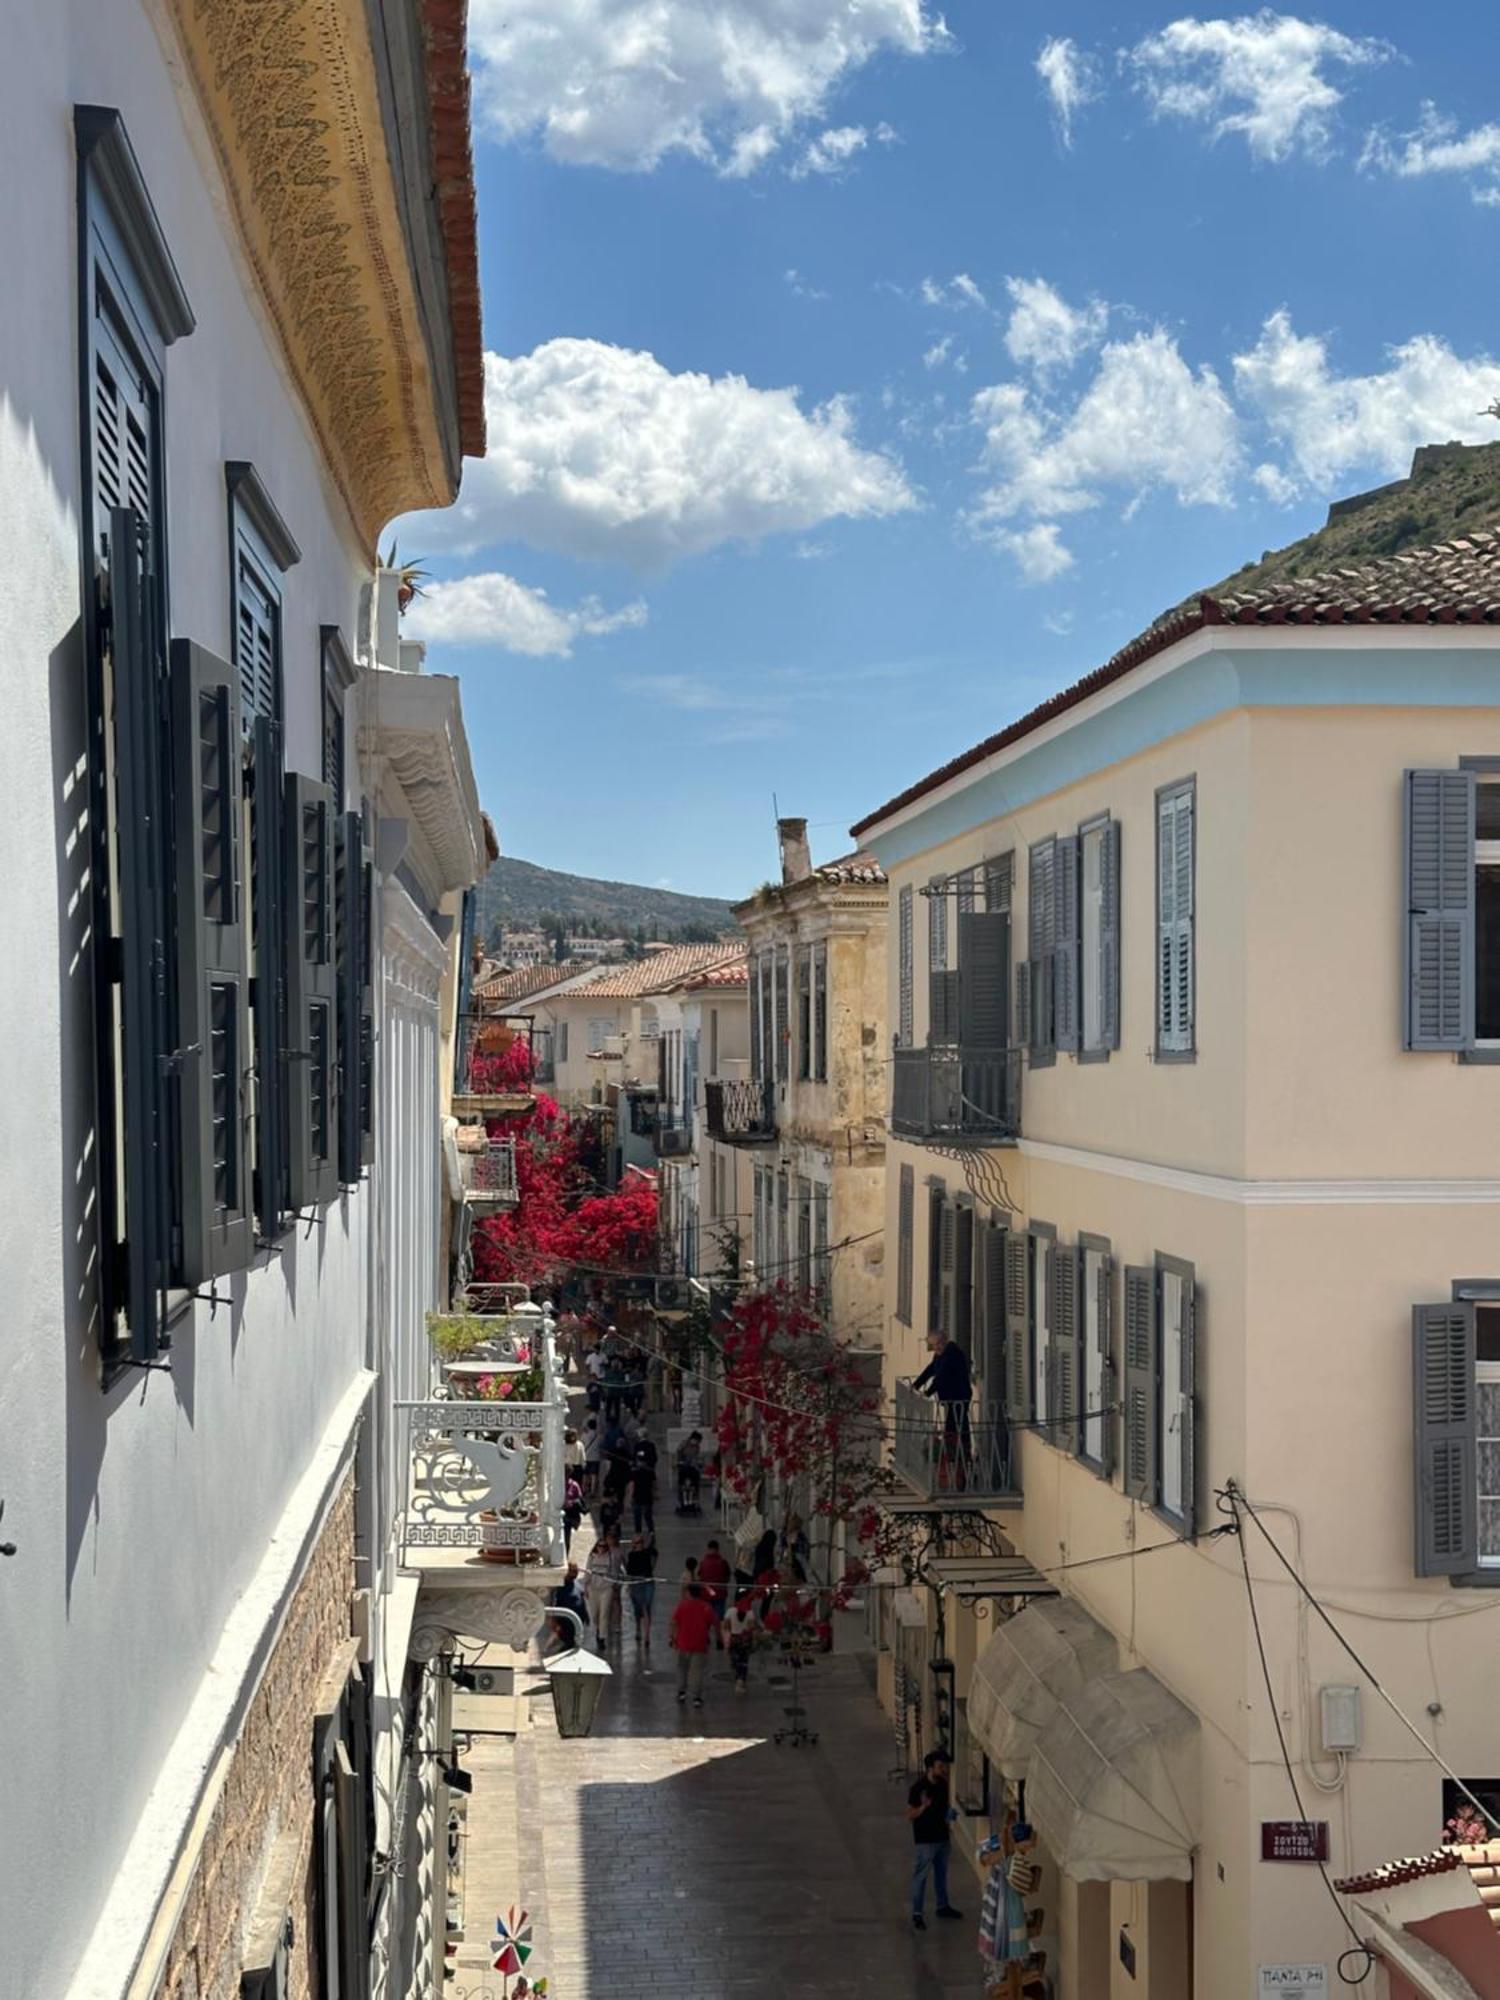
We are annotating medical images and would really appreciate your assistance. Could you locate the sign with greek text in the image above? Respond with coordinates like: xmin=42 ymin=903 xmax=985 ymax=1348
xmin=1258 ymin=1966 xmax=1327 ymax=1999
xmin=1260 ymin=1820 xmax=1330 ymax=1862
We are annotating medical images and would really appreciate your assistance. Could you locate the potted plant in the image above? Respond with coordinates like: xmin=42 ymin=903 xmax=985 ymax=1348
xmin=426 ymin=1310 xmax=493 ymax=1364
xmin=479 ymin=1506 xmax=542 ymax=1564
xmin=380 ymin=540 xmax=430 ymax=613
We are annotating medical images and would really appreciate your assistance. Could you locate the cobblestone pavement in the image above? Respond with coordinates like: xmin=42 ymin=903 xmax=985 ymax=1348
xmin=452 ymin=1470 xmax=980 ymax=2000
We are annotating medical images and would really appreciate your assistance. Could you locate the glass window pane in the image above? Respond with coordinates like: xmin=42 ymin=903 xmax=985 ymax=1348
xmin=1475 ymin=782 xmax=1500 ymax=842
xmin=1477 ymin=869 xmax=1500 ymax=1041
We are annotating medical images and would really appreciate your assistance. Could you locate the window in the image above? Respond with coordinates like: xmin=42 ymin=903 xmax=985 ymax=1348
xmin=796 ymin=945 xmax=812 ymax=1080
xmin=776 ymin=1169 xmax=790 ymax=1276
xmin=926 ymin=1180 xmax=946 ymax=1334
xmin=1124 ymin=1257 xmax=1198 ymax=1533
xmin=775 ymin=946 xmax=791 ymax=1083
xmin=1404 ymin=767 xmax=1500 ymax=1054
xmin=557 ymin=1019 xmax=569 ymax=1064
xmin=587 ymin=1016 xmax=612 ymax=1053
xmin=796 ymin=1176 xmax=813 ymax=1291
xmin=286 ymin=776 xmax=338 ymax=1209
xmin=749 ymin=953 xmax=762 ymax=1080
xmin=1413 ymin=1285 xmax=1500 ymax=1579
xmin=928 ymin=879 xmax=957 ymax=1043
xmin=709 ymin=1006 xmax=719 ymax=1076
xmin=1030 ymin=1225 xmax=1053 ymax=1422
xmin=898 ymin=885 xmax=914 ymax=1048
xmin=1156 ymin=781 xmax=1195 ymax=1057
xmin=953 ymin=1200 xmax=974 ymax=1358
xmin=321 ymin=627 xmax=352 ymax=807
xmin=1026 ymin=839 xmax=1057 ymax=1063
xmin=227 ymin=464 xmax=300 ymax=731
xmin=77 ymin=107 xmax=193 ymax=1364
xmin=813 ymin=942 xmax=828 ymax=1081
xmin=895 ymin=1164 xmax=914 ymax=1324
xmin=1078 ymin=1236 xmax=1114 ymax=1475
xmin=752 ymin=1165 xmax=768 ymax=1276
xmin=1080 ymin=817 xmax=1121 ymax=1056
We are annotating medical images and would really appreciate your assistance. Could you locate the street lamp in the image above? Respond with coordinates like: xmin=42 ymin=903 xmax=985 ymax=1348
xmin=542 ymin=1605 xmax=611 ymax=1737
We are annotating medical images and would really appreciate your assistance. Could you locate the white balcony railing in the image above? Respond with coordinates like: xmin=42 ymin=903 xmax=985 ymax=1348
xmin=456 ymin=1134 xmax=518 ymax=1207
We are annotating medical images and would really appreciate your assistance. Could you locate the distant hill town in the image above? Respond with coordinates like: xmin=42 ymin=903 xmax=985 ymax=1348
xmin=475 ymin=855 xmax=739 ymax=955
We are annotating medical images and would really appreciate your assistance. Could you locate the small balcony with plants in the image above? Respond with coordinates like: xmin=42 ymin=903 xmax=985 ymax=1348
xmin=453 ymin=1012 xmax=538 ymax=1120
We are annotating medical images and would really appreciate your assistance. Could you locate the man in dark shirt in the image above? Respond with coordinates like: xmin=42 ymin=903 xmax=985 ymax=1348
xmin=913 ymin=1329 xmax=976 ymax=1488
xmin=905 ymin=1749 xmax=962 ymax=1930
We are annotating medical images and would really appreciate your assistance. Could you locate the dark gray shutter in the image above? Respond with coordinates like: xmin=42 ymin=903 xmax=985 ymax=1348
xmin=359 ymin=836 xmax=375 ymax=1165
xmin=1405 ymin=770 xmax=1475 ymax=1051
xmin=1093 ymin=1251 xmax=1117 ymax=1478
xmin=336 ymin=811 xmax=364 ymax=1185
xmin=1014 ymin=959 xmax=1031 ymax=1052
xmin=1179 ymin=1279 xmax=1198 ymax=1539
xmin=938 ymin=1198 xmax=956 ymax=1339
xmin=1413 ymin=1303 xmax=1478 ymax=1576
xmin=1123 ymin=1267 xmax=1157 ymax=1502
xmin=985 ymin=852 xmax=1014 ymax=915
xmin=111 ymin=507 xmax=174 ymax=1357
xmin=927 ymin=1182 xmax=945 ymax=1333
xmin=1004 ymin=1226 xmax=1031 ymax=1424
xmin=775 ymin=946 xmax=790 ymax=1082
xmin=814 ymin=941 xmax=828 ymax=1080
xmin=958 ymin=911 xmax=1010 ymax=1049
xmin=748 ymin=950 xmax=762 ymax=1080
xmin=953 ymin=1202 xmax=974 ymax=1356
xmin=1054 ymin=835 xmax=1080 ymax=1052
xmin=1100 ymin=817 xmax=1122 ymax=1050
xmin=1050 ymin=1243 xmax=1079 ymax=1453
xmin=896 ymin=1163 xmax=914 ymax=1324
xmin=1027 ymin=840 xmax=1055 ymax=1055
xmin=285 ymin=774 xmax=338 ymax=1209
xmin=981 ymin=1221 xmax=1007 ymax=1408
xmin=252 ymin=714 xmax=288 ymax=1240
xmin=171 ymin=639 xmax=253 ymax=1281
xmin=898 ymin=886 xmax=914 ymax=1047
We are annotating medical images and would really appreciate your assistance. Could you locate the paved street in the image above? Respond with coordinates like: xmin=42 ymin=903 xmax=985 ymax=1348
xmin=451 ymin=1473 xmax=979 ymax=2000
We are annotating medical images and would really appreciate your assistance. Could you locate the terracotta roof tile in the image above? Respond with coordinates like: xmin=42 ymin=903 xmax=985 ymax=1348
xmin=815 ymin=850 xmax=887 ymax=885
xmin=421 ymin=0 xmax=485 ymax=459
xmin=851 ymin=528 xmax=1500 ymax=840
xmin=560 ymin=944 xmax=745 ymax=1001
xmin=476 ymin=959 xmax=592 ymax=1005
xmin=1334 ymin=1838 xmax=1500 ymax=1918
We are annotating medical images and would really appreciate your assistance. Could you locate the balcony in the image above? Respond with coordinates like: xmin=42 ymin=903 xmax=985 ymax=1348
xmin=893 ymin=1378 xmax=1020 ymax=1503
xmin=704 ymin=1076 xmax=777 ymax=1146
xmin=891 ymin=1045 xmax=1021 ymax=1144
xmin=455 ymin=1131 xmax=518 ymax=1209
xmin=453 ymin=1012 xmax=536 ymax=1120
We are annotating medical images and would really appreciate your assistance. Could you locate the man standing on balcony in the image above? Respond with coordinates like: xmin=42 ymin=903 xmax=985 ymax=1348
xmin=912 ymin=1328 xmax=973 ymax=1487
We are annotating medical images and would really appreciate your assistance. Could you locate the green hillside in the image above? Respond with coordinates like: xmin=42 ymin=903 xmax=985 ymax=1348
xmin=476 ymin=856 xmax=738 ymax=945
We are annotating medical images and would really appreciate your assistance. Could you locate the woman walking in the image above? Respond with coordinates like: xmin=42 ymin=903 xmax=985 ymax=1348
xmin=625 ymin=1532 xmax=658 ymax=1649
xmin=585 ymin=1527 xmax=624 ymax=1650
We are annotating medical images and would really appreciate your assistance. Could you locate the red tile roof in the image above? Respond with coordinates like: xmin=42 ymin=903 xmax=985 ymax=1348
xmin=560 ymin=944 xmax=745 ymax=1001
xmin=476 ymin=960 xmax=592 ymax=1005
xmin=1335 ymin=1839 xmax=1500 ymax=1926
xmin=421 ymin=0 xmax=485 ymax=458
xmin=814 ymin=850 xmax=887 ymax=885
xmin=851 ymin=528 xmax=1500 ymax=840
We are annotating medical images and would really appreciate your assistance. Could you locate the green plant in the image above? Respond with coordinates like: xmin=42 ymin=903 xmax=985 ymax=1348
xmin=426 ymin=1310 xmax=493 ymax=1361
xmin=379 ymin=540 xmax=430 ymax=609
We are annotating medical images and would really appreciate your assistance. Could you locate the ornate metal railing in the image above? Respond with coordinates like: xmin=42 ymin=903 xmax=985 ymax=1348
xmin=704 ymin=1076 xmax=777 ymax=1145
xmin=890 ymin=1046 xmax=1021 ymax=1143
xmin=893 ymin=1378 xmax=1019 ymax=1501
xmin=457 ymin=1135 xmax=518 ymax=1206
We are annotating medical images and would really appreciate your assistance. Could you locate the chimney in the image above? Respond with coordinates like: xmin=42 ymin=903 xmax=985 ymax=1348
xmin=777 ymin=817 xmax=812 ymax=884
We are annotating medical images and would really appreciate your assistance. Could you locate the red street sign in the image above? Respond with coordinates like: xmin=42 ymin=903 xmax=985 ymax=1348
xmin=1261 ymin=1821 xmax=1330 ymax=1863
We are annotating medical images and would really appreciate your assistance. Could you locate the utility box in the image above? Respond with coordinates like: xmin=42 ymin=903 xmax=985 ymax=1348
xmin=1319 ymin=1684 xmax=1361 ymax=1753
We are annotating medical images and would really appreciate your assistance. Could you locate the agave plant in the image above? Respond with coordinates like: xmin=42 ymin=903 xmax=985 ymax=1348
xmin=379 ymin=540 xmax=430 ymax=611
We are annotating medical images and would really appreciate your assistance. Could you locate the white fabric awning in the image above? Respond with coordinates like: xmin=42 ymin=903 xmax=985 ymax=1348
xmin=893 ymin=1587 xmax=928 ymax=1629
xmin=1027 ymin=1667 xmax=1199 ymax=1883
xmin=926 ymin=1556 xmax=1057 ymax=1600
xmin=967 ymin=1597 xmax=1118 ymax=1782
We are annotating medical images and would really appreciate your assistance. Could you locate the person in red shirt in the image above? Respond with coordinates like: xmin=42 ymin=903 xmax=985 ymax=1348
xmin=670 ymin=1584 xmax=715 ymax=1707
xmin=697 ymin=1539 xmax=731 ymax=1644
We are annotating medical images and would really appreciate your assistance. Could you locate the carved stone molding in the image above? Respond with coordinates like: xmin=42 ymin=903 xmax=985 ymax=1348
xmin=409 ymin=1586 xmax=548 ymax=1661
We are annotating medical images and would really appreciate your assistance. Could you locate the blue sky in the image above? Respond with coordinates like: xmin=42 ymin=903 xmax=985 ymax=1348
xmin=396 ymin=2 xmax=1500 ymax=900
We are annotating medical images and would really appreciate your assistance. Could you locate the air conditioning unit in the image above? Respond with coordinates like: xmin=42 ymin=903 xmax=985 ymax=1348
xmin=656 ymin=1278 xmax=693 ymax=1310
xmin=658 ymin=1127 xmax=691 ymax=1156
xmin=455 ymin=1664 xmax=515 ymax=1698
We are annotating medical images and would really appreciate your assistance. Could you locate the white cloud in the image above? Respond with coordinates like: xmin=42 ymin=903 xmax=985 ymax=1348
xmin=1043 ymin=608 xmax=1076 ymax=635
xmin=784 ymin=267 xmax=830 ymax=301
xmin=920 ymin=272 xmax=988 ymax=310
xmin=407 ymin=340 xmax=915 ymax=571
xmin=1127 ymin=12 xmax=1391 ymax=162
xmin=404 ymin=572 xmax=647 ymax=656
xmin=1232 ymin=309 xmax=1500 ymax=493
xmin=967 ymin=330 xmax=1240 ymax=576
xmin=1361 ymin=103 xmax=1500 ymax=204
xmin=1251 ymin=460 xmax=1299 ymax=503
xmin=1036 ymin=37 xmax=1098 ymax=147
xmin=1003 ymin=277 xmax=1108 ymax=378
xmin=999 ymin=524 xmax=1075 ymax=583
xmin=922 ymin=335 xmax=967 ymax=373
xmin=791 ymin=121 xmax=898 ymax=178
xmin=467 ymin=0 xmax=947 ymax=174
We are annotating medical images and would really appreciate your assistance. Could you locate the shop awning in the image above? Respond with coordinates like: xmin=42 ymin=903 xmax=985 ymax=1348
xmin=1027 ymin=1667 xmax=1199 ymax=1883
xmin=967 ymin=1597 xmax=1118 ymax=1782
xmin=925 ymin=1556 xmax=1057 ymax=1601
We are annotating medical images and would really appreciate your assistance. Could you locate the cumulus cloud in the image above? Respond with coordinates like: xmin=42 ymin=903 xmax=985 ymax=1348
xmin=920 ymin=272 xmax=988 ymax=310
xmin=1361 ymin=103 xmax=1500 ymax=204
xmin=1127 ymin=11 xmax=1391 ymax=162
xmin=966 ymin=331 xmax=1240 ymax=576
xmin=404 ymin=573 xmax=647 ymax=656
xmin=1003 ymin=277 xmax=1108 ymax=379
xmin=922 ymin=335 xmax=967 ymax=373
xmin=1232 ymin=310 xmax=1500 ymax=493
xmin=1036 ymin=37 xmax=1098 ymax=147
xmin=467 ymin=0 xmax=947 ymax=174
xmin=997 ymin=524 xmax=1075 ymax=583
xmin=791 ymin=121 xmax=898 ymax=177
xmin=407 ymin=340 xmax=915 ymax=571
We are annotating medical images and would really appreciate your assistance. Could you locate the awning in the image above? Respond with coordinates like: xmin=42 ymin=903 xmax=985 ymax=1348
xmin=1027 ymin=1667 xmax=1200 ymax=1883
xmin=967 ymin=1597 xmax=1118 ymax=1782
xmin=925 ymin=1556 xmax=1057 ymax=1601
xmin=893 ymin=1587 xmax=928 ymax=1629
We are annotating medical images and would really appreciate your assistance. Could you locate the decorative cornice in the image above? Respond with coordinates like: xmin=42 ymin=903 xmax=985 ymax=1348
xmin=226 ymin=461 xmax=302 ymax=570
xmin=409 ymin=1585 xmax=548 ymax=1661
xmin=161 ymin=0 xmax=461 ymax=544
xmin=75 ymin=106 xmax=195 ymax=344
xmin=1019 ymin=1136 xmax=1500 ymax=1206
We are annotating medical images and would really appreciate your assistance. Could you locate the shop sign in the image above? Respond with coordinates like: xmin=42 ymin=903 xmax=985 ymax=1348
xmin=1257 ymin=1967 xmax=1326 ymax=1999
xmin=1260 ymin=1820 xmax=1330 ymax=1862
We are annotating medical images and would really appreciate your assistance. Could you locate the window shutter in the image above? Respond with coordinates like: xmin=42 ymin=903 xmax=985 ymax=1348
xmin=985 ymin=852 xmax=1014 ymax=916
xmin=1157 ymin=788 xmax=1195 ymax=1052
xmin=1093 ymin=1251 xmax=1117 ymax=1479
xmin=954 ymin=1202 xmax=975 ymax=1357
xmin=1413 ymin=1303 xmax=1478 ymax=1576
xmin=359 ymin=835 xmax=375 ymax=1166
xmin=748 ymin=951 xmax=762 ymax=1080
xmin=1178 ymin=1277 xmax=1198 ymax=1538
xmin=1054 ymin=835 xmax=1081 ymax=1052
xmin=898 ymin=886 xmax=914 ymax=1047
xmin=1173 ymin=791 xmax=1194 ymax=1047
xmin=284 ymin=774 xmax=338 ymax=1209
xmin=111 ymin=507 xmax=174 ymax=1357
xmin=251 ymin=714 xmax=288 ymax=1240
xmin=335 ymin=811 xmax=365 ymax=1185
xmin=1014 ymin=959 xmax=1031 ymax=1052
xmin=1049 ymin=1243 xmax=1079 ymax=1453
xmin=1003 ymin=1226 xmax=1031 ymax=1424
xmin=235 ymin=553 xmax=280 ymax=728
xmin=958 ymin=911 xmax=1010 ymax=1049
xmin=1100 ymin=817 xmax=1122 ymax=1050
xmin=775 ymin=946 xmax=790 ymax=1082
xmin=171 ymin=639 xmax=253 ymax=1281
xmin=1405 ymin=770 xmax=1475 ymax=1051
xmin=814 ymin=941 xmax=828 ymax=1080
xmin=926 ymin=1182 xmax=945 ymax=1333
xmin=937 ymin=1198 xmax=956 ymax=1341
xmin=796 ymin=945 xmax=812 ymax=1080
xmin=896 ymin=1164 xmax=914 ymax=1324
xmin=1123 ymin=1267 xmax=1157 ymax=1501
xmin=981 ymin=1221 xmax=1007 ymax=1412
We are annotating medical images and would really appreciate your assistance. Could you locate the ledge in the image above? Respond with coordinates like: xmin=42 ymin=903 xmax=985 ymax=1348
xmin=75 ymin=106 xmax=195 ymax=343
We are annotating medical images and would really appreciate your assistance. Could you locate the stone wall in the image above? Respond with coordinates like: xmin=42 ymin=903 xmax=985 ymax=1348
xmin=160 ymin=1475 xmax=357 ymax=2000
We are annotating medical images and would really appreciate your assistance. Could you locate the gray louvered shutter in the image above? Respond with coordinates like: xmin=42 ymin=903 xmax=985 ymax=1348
xmin=171 ymin=639 xmax=253 ymax=1281
xmin=927 ymin=1182 xmax=944 ymax=1332
xmin=336 ymin=810 xmax=364 ymax=1184
xmin=359 ymin=828 xmax=375 ymax=1166
xmin=1004 ymin=1227 xmax=1031 ymax=1424
xmin=1178 ymin=1279 xmax=1198 ymax=1538
xmin=285 ymin=775 xmax=338 ymax=1208
xmin=252 ymin=714 xmax=288 ymax=1239
xmin=1050 ymin=1243 xmax=1079 ymax=1454
xmin=112 ymin=507 xmax=174 ymax=1356
xmin=958 ymin=911 xmax=1010 ymax=1049
xmin=1014 ymin=959 xmax=1031 ymax=1052
xmin=981 ymin=1221 xmax=1007 ymax=1411
xmin=1405 ymin=770 xmax=1475 ymax=1051
xmin=896 ymin=1163 xmax=914 ymax=1324
xmin=1100 ymin=817 xmax=1122 ymax=1050
xmin=775 ymin=945 xmax=790 ymax=1081
xmin=1413 ymin=1303 xmax=1478 ymax=1576
xmin=1123 ymin=1267 xmax=1157 ymax=1501
xmin=898 ymin=886 xmax=914 ymax=1047
xmin=953 ymin=1202 xmax=974 ymax=1357
xmin=1028 ymin=839 xmax=1056 ymax=1054
xmin=937 ymin=1196 xmax=956 ymax=1338
xmin=748 ymin=950 xmax=762 ymax=1080
xmin=1093 ymin=1251 xmax=1117 ymax=1478
xmin=1054 ymin=835 xmax=1081 ymax=1052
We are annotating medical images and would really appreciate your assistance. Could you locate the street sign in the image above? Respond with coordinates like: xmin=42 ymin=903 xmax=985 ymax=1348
xmin=1258 ymin=1967 xmax=1326 ymax=1999
xmin=1261 ymin=1820 xmax=1330 ymax=1862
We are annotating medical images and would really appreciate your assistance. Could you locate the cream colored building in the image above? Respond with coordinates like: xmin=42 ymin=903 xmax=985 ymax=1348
xmin=646 ymin=958 xmax=754 ymax=1285
xmin=853 ymin=531 xmax=1500 ymax=1999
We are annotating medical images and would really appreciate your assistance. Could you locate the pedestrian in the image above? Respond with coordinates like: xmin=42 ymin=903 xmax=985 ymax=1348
xmin=562 ymin=1472 xmax=584 ymax=1557
xmin=564 ymin=1426 xmax=586 ymax=1487
xmin=698 ymin=1538 xmax=731 ymax=1640
xmin=723 ymin=1593 xmax=757 ymax=1695
xmin=906 ymin=1749 xmax=963 ymax=1931
xmin=630 ymin=1445 xmax=657 ymax=1534
xmin=675 ymin=1430 xmax=702 ymax=1512
xmin=584 ymin=1342 xmax=605 ymax=1412
xmin=750 ymin=1526 xmax=777 ymax=1583
xmin=547 ymin=1562 xmax=589 ymax=1652
xmin=912 ymin=1325 xmax=977 ymax=1488
xmin=680 ymin=1554 xmax=699 ymax=1593
xmin=779 ymin=1512 xmax=810 ymax=1569
xmin=625 ymin=1531 xmax=657 ymax=1648
xmin=581 ymin=1417 xmax=602 ymax=1500
xmin=585 ymin=1528 xmax=624 ymax=1650
xmin=602 ymin=1418 xmax=632 ymax=1505
xmin=669 ymin=1583 xmax=715 ymax=1708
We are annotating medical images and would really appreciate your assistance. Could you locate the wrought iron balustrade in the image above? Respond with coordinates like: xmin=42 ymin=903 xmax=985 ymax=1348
xmin=704 ymin=1076 xmax=777 ymax=1145
xmin=890 ymin=1045 xmax=1021 ymax=1143
xmin=456 ymin=1133 xmax=518 ymax=1206
xmin=893 ymin=1377 xmax=1019 ymax=1501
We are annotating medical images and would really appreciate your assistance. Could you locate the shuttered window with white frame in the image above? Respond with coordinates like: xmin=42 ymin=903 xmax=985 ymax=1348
xmin=1155 ymin=781 xmax=1195 ymax=1057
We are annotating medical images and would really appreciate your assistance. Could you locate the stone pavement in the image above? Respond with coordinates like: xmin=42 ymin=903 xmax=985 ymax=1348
xmin=450 ymin=1469 xmax=980 ymax=2000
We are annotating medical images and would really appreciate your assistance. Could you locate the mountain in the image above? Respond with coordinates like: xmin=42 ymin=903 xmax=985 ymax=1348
xmin=475 ymin=855 xmax=739 ymax=945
